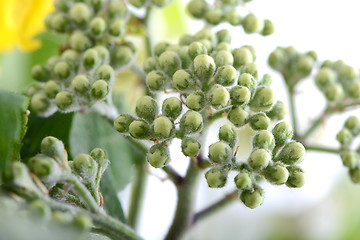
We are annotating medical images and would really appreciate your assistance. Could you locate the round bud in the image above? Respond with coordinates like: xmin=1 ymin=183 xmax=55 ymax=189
xmin=146 ymin=71 xmax=167 ymax=91
xmin=284 ymin=46 xmax=298 ymax=60
xmin=73 ymin=154 xmax=97 ymax=181
xmin=249 ymin=148 xmax=271 ymax=170
xmin=314 ymin=67 xmax=336 ymax=91
xmin=249 ymin=113 xmax=270 ymax=130
xmin=27 ymin=83 xmax=42 ymax=97
xmin=349 ymin=167 xmax=360 ymax=184
xmin=216 ymin=42 xmax=231 ymax=52
xmin=73 ymin=213 xmax=93 ymax=231
xmin=109 ymin=19 xmax=126 ymax=37
xmin=95 ymin=45 xmax=110 ymax=63
xmin=233 ymin=48 xmax=253 ymax=69
xmin=180 ymin=110 xmax=203 ymax=134
xmin=108 ymin=1 xmax=128 ymax=18
xmin=276 ymin=141 xmax=305 ymax=165
xmin=240 ymin=62 xmax=258 ymax=79
xmin=89 ymin=17 xmax=106 ymax=37
xmin=179 ymin=34 xmax=193 ymax=46
xmin=205 ymin=8 xmax=223 ymax=25
xmin=90 ymin=80 xmax=109 ymax=100
xmin=345 ymin=116 xmax=360 ymax=136
xmin=111 ymin=46 xmax=133 ymax=69
xmin=154 ymin=42 xmax=170 ymax=57
xmin=192 ymin=55 xmax=216 ymax=82
xmin=249 ymin=86 xmax=276 ymax=112
xmin=339 ymin=65 xmax=358 ymax=82
xmin=219 ymin=124 xmax=237 ymax=147
xmin=268 ymin=48 xmax=286 ymax=71
xmin=194 ymin=28 xmax=216 ymax=44
xmin=44 ymin=80 xmax=62 ymax=99
xmin=135 ymin=96 xmax=158 ymax=122
xmin=55 ymin=90 xmax=74 ymax=110
xmin=186 ymin=91 xmax=206 ymax=111
xmin=286 ymin=166 xmax=306 ymax=188
xmin=162 ymin=97 xmax=183 ymax=119
xmin=227 ymin=107 xmax=250 ymax=127
xmin=90 ymin=148 xmax=108 ymax=166
xmin=144 ymin=57 xmax=159 ymax=74
xmin=341 ymin=150 xmax=359 ymax=169
xmin=296 ymin=55 xmax=314 ymax=76
xmin=208 ymin=141 xmax=232 ymax=165
xmin=214 ymin=65 xmax=237 ymax=86
xmin=54 ymin=0 xmax=71 ymax=11
xmin=253 ymin=130 xmax=275 ymax=150
xmin=240 ymin=186 xmax=264 ymax=209
xmin=213 ymin=50 xmax=234 ymax=67
xmin=129 ymin=120 xmax=150 ymax=139
xmin=70 ymin=3 xmax=92 ymax=27
xmin=187 ymin=0 xmax=208 ymax=18
xmin=189 ymin=42 xmax=208 ymax=60
xmin=265 ymin=163 xmax=289 ymax=185
xmin=336 ymin=128 xmax=353 ymax=146
xmin=208 ymin=84 xmax=230 ymax=108
xmin=151 ymin=0 xmax=171 ymax=7
xmin=159 ymin=51 xmax=181 ymax=77
xmin=242 ymin=13 xmax=263 ymax=34
xmin=114 ymin=114 xmax=135 ymax=133
xmin=87 ymin=0 xmax=104 ymax=11
xmin=28 ymin=154 xmax=57 ymax=178
xmin=49 ymin=12 xmax=70 ymax=33
xmin=54 ymin=61 xmax=71 ymax=80
xmin=31 ymin=92 xmax=50 ymax=113
xmin=94 ymin=65 xmax=114 ymax=83
xmin=172 ymin=69 xmax=194 ymax=91
xmin=147 ymin=144 xmax=170 ymax=168
xmin=272 ymin=121 xmax=293 ymax=146
xmin=32 ymin=65 xmax=51 ymax=82
xmin=205 ymin=168 xmax=227 ymax=188
xmin=29 ymin=199 xmax=51 ymax=220
xmin=70 ymin=31 xmax=92 ymax=52
xmin=216 ymin=29 xmax=231 ymax=43
xmin=225 ymin=10 xmax=242 ymax=26
xmin=238 ymin=73 xmax=256 ymax=91
xmin=178 ymin=46 xmax=192 ymax=69
xmin=52 ymin=211 xmax=73 ymax=224
xmin=259 ymin=74 xmax=272 ymax=86
xmin=347 ymin=81 xmax=360 ymax=99
xmin=306 ymin=50 xmax=317 ymax=61
xmin=234 ymin=171 xmax=252 ymax=190
xmin=47 ymin=56 xmax=60 ymax=69
xmin=181 ymin=137 xmax=201 ymax=157
xmin=83 ymin=49 xmax=99 ymax=70
xmin=230 ymin=86 xmax=251 ymax=106
xmin=266 ymin=101 xmax=288 ymax=120
xmin=320 ymin=60 xmax=334 ymax=69
xmin=62 ymin=49 xmax=79 ymax=67
xmin=152 ymin=116 xmax=175 ymax=140
xmin=40 ymin=136 xmax=66 ymax=165
xmin=72 ymin=75 xmax=90 ymax=94
xmin=325 ymin=83 xmax=344 ymax=102
xmin=261 ymin=19 xmax=275 ymax=36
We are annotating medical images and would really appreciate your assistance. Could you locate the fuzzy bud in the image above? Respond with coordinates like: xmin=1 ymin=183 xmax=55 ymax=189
xmin=234 ymin=171 xmax=252 ymax=190
xmin=249 ymin=86 xmax=276 ymax=112
xmin=208 ymin=141 xmax=232 ymax=165
xmin=248 ymin=149 xmax=271 ymax=170
xmin=266 ymin=101 xmax=288 ymax=120
xmin=208 ymin=84 xmax=230 ymax=108
xmin=265 ymin=163 xmax=289 ymax=185
xmin=253 ymin=130 xmax=275 ymax=150
xmin=55 ymin=90 xmax=74 ymax=111
xmin=152 ymin=116 xmax=175 ymax=140
xmin=114 ymin=114 xmax=135 ymax=133
xmin=135 ymin=96 xmax=158 ymax=122
xmin=227 ymin=107 xmax=250 ymax=128
xmin=186 ymin=91 xmax=206 ymax=111
xmin=336 ymin=128 xmax=353 ymax=146
xmin=240 ymin=186 xmax=264 ymax=209
xmin=146 ymin=71 xmax=167 ymax=91
xmin=172 ymin=69 xmax=195 ymax=91
xmin=341 ymin=150 xmax=359 ymax=169
xmin=192 ymin=55 xmax=216 ymax=82
xmin=147 ymin=144 xmax=170 ymax=168
xmin=230 ymin=86 xmax=251 ymax=106
xmin=181 ymin=138 xmax=201 ymax=157
xmin=214 ymin=65 xmax=237 ymax=86
xmin=162 ymin=97 xmax=183 ymax=119
xmin=276 ymin=141 xmax=305 ymax=165
xmin=129 ymin=120 xmax=150 ymax=139
xmin=90 ymin=80 xmax=109 ymax=100
xmin=345 ymin=116 xmax=360 ymax=136
xmin=205 ymin=167 xmax=227 ymax=188
xmin=286 ymin=166 xmax=306 ymax=188
xmin=44 ymin=80 xmax=62 ymax=99
xmin=249 ymin=113 xmax=271 ymax=131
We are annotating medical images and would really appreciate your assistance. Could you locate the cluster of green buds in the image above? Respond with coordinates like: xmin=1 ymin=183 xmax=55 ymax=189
xmin=187 ymin=0 xmax=274 ymax=36
xmin=128 ymin=0 xmax=174 ymax=8
xmin=268 ymin=46 xmax=317 ymax=87
xmin=314 ymin=60 xmax=360 ymax=103
xmin=336 ymin=116 xmax=360 ymax=183
xmin=206 ymin=121 xmax=306 ymax=209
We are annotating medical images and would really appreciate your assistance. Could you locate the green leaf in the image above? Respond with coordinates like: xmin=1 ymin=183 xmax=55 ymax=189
xmin=0 ymin=90 xmax=29 ymax=180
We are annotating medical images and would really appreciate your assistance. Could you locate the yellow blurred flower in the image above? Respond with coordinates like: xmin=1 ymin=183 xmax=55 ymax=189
xmin=0 ymin=0 xmax=54 ymax=52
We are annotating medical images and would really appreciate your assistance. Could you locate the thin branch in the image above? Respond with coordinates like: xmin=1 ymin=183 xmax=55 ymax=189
xmin=163 ymin=166 xmax=184 ymax=186
xmin=304 ymin=145 xmax=339 ymax=154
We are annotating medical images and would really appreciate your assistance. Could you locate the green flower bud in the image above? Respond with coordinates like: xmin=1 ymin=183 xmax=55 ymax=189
xmin=194 ymin=28 xmax=216 ymax=44
xmin=234 ymin=171 xmax=252 ymax=190
xmin=265 ymin=163 xmax=289 ymax=185
xmin=219 ymin=124 xmax=237 ymax=147
xmin=205 ymin=8 xmax=223 ymax=25
xmin=94 ymin=65 xmax=114 ymax=83
xmin=225 ymin=10 xmax=242 ymax=26
xmin=230 ymin=86 xmax=251 ymax=106
xmin=32 ymin=64 xmax=51 ymax=82
xmin=135 ymin=96 xmax=158 ymax=122
xmin=108 ymin=1 xmax=128 ymax=18
xmin=129 ymin=119 xmax=150 ymax=139
xmin=347 ymin=81 xmax=360 ymax=99
xmin=147 ymin=144 xmax=170 ymax=168
xmin=145 ymin=71 xmax=167 ymax=91
xmin=86 ymin=0 xmax=104 ymax=11
xmin=296 ymin=55 xmax=314 ymax=76
xmin=90 ymin=148 xmax=109 ymax=175
xmin=227 ymin=106 xmax=249 ymax=127
xmin=341 ymin=150 xmax=359 ymax=169
xmin=9 ymin=162 xmax=42 ymax=197
xmin=345 ymin=116 xmax=360 ymax=136
xmin=198 ymin=39 xmax=212 ymax=53
xmin=73 ymin=154 xmax=98 ymax=182
xmin=259 ymin=74 xmax=272 ymax=86
xmin=44 ymin=80 xmax=62 ymax=99
xmin=272 ymin=121 xmax=293 ymax=146
xmin=82 ymin=49 xmax=99 ymax=70
xmin=111 ymin=46 xmax=133 ymax=68
xmin=41 ymin=136 xmax=67 ymax=168
xmin=208 ymin=141 xmax=232 ymax=165
xmin=268 ymin=48 xmax=286 ymax=71
xmin=152 ymin=116 xmax=175 ymax=140
xmin=70 ymin=31 xmax=92 ymax=52
xmin=186 ymin=91 xmax=206 ymax=111
xmin=306 ymin=50 xmax=317 ymax=61
xmin=314 ymin=67 xmax=336 ymax=91
xmin=55 ymin=90 xmax=74 ymax=110
xmin=216 ymin=42 xmax=231 ymax=52
xmin=249 ymin=113 xmax=271 ymax=131
xmin=336 ymin=128 xmax=353 ymax=146
xmin=180 ymin=110 xmax=203 ymax=134
xmin=179 ymin=34 xmax=193 ymax=46
xmin=73 ymin=213 xmax=93 ymax=231
xmin=54 ymin=61 xmax=71 ymax=80
xmin=28 ymin=154 xmax=60 ymax=179
xmin=276 ymin=141 xmax=305 ymax=165
xmin=89 ymin=17 xmax=106 ymax=37
xmin=114 ymin=114 xmax=135 ymax=133
xmin=29 ymin=199 xmax=51 ymax=220
xmin=261 ymin=19 xmax=275 ymax=36
xmin=242 ymin=13 xmax=263 ymax=34
xmin=286 ymin=166 xmax=306 ymax=188
xmin=70 ymin=3 xmax=93 ymax=27
xmin=284 ymin=46 xmax=298 ymax=60
xmin=320 ymin=60 xmax=333 ymax=69
xmin=249 ymin=148 xmax=271 ymax=170
xmin=151 ymin=0 xmax=171 ymax=7
xmin=240 ymin=62 xmax=258 ymax=79
xmin=27 ymin=83 xmax=42 ymax=97
xmin=52 ymin=211 xmax=73 ymax=225
xmin=253 ymin=130 xmax=275 ymax=150
xmin=172 ymin=69 xmax=195 ymax=91
xmin=162 ymin=97 xmax=183 ymax=119
xmin=178 ymin=46 xmax=192 ymax=69
xmin=54 ymin=0 xmax=71 ymax=11
xmin=325 ymin=83 xmax=344 ymax=102
xmin=192 ymin=55 xmax=216 ymax=82
xmin=216 ymin=29 xmax=231 ymax=43
xmin=349 ymin=167 xmax=360 ymax=184
xmin=154 ymin=42 xmax=171 ymax=57
xmin=95 ymin=45 xmax=110 ymax=63
xmin=109 ymin=19 xmax=126 ymax=37
xmin=188 ymin=42 xmax=207 ymax=60
xmin=144 ymin=57 xmax=159 ymax=74
xmin=31 ymin=91 xmax=50 ymax=113
xmin=49 ymin=12 xmax=70 ymax=33
xmin=233 ymin=48 xmax=253 ymax=69
xmin=237 ymin=73 xmax=256 ymax=91
xmin=159 ymin=51 xmax=181 ymax=77
xmin=90 ymin=80 xmax=109 ymax=100
xmin=71 ymin=75 xmax=90 ymax=95
xmin=213 ymin=50 xmax=234 ymax=67
xmin=208 ymin=84 xmax=230 ymax=108
xmin=181 ymin=137 xmax=201 ymax=157
xmin=266 ymin=101 xmax=288 ymax=120
xmin=249 ymin=86 xmax=276 ymax=112
xmin=62 ymin=49 xmax=79 ymax=67
xmin=187 ymin=0 xmax=208 ymax=18
xmin=240 ymin=186 xmax=264 ymax=209
xmin=339 ymin=65 xmax=358 ymax=82
xmin=205 ymin=167 xmax=227 ymax=188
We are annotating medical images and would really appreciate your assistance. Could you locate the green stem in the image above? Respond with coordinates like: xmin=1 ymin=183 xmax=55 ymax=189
xmin=163 ymin=166 xmax=184 ymax=186
xmin=144 ymin=6 xmax=153 ymax=57
xmin=287 ymin=86 xmax=298 ymax=138
xmin=304 ymin=145 xmax=339 ymax=154
xmin=164 ymin=158 xmax=201 ymax=240
xmin=299 ymin=106 xmax=332 ymax=142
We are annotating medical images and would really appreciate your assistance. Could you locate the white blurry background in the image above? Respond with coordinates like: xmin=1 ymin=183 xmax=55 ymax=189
xmin=121 ymin=0 xmax=360 ymax=239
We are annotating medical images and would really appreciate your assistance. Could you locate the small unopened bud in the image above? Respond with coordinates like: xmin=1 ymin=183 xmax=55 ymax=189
xmin=205 ymin=8 xmax=223 ymax=25
xmin=54 ymin=61 xmax=71 ymax=80
xmin=205 ymin=167 xmax=227 ymax=188
xmin=225 ymin=10 xmax=242 ymax=26
xmin=341 ymin=150 xmax=359 ymax=169
xmin=32 ymin=65 xmax=51 ymax=82
xmin=240 ymin=186 xmax=264 ymax=209
xmin=238 ymin=73 xmax=256 ymax=91
xmin=349 ymin=167 xmax=360 ymax=184
xmin=70 ymin=31 xmax=92 ymax=52
xmin=147 ymin=144 xmax=170 ymax=168
xmin=186 ymin=91 xmax=206 ymax=111
xmin=180 ymin=110 xmax=203 ymax=134
xmin=248 ymin=149 xmax=271 ymax=170
xmin=44 ymin=80 xmax=62 ymax=99
xmin=73 ymin=213 xmax=93 ymax=231
xmin=249 ymin=113 xmax=271 ymax=131
xmin=266 ymin=101 xmax=288 ymax=121
xmin=286 ymin=166 xmax=306 ymax=188
xmin=135 ymin=96 xmax=158 ymax=122
xmin=192 ymin=55 xmax=216 ymax=82
xmin=94 ymin=65 xmax=114 ymax=83
xmin=345 ymin=116 xmax=360 ymax=136
xmin=109 ymin=19 xmax=126 ymax=37
xmin=253 ymin=130 xmax=275 ymax=150
xmin=249 ymin=86 xmax=276 ymax=112
xmin=181 ymin=137 xmax=201 ymax=157
xmin=336 ymin=128 xmax=353 ymax=146
xmin=230 ymin=86 xmax=251 ymax=106
xmin=187 ymin=0 xmax=208 ymax=19
xmin=214 ymin=65 xmax=237 ymax=86
xmin=219 ymin=124 xmax=237 ymax=147
xmin=41 ymin=136 xmax=67 ymax=168
xmin=208 ymin=141 xmax=232 ymax=165
xmin=70 ymin=3 xmax=93 ymax=27
xmin=234 ymin=171 xmax=252 ymax=190
xmin=90 ymin=80 xmax=109 ymax=100
xmin=242 ymin=13 xmax=263 ymax=34
xmin=73 ymin=154 xmax=98 ymax=182
xmin=208 ymin=84 xmax=230 ymax=108
xmin=272 ymin=121 xmax=293 ymax=146
xmin=55 ymin=90 xmax=74 ymax=111
xmin=227 ymin=107 xmax=250 ymax=127
xmin=261 ymin=19 xmax=275 ymax=36
xmin=276 ymin=141 xmax=305 ymax=165
xmin=146 ymin=71 xmax=167 ymax=91
xmin=114 ymin=114 xmax=135 ymax=133
xmin=31 ymin=92 xmax=50 ymax=113
xmin=233 ymin=48 xmax=253 ymax=69
xmin=129 ymin=120 xmax=150 ymax=139
xmin=162 ymin=97 xmax=183 ymax=119
xmin=89 ymin=17 xmax=106 ymax=37
xmin=152 ymin=116 xmax=175 ymax=140
xmin=265 ymin=163 xmax=289 ymax=185
xmin=172 ymin=69 xmax=195 ymax=91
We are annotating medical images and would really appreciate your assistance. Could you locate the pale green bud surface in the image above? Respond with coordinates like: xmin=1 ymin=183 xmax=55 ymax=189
xmin=233 ymin=48 xmax=253 ymax=69
xmin=248 ymin=149 xmax=271 ymax=170
xmin=135 ymin=96 xmax=158 ymax=122
xmin=341 ymin=150 xmax=359 ymax=169
xmin=186 ymin=91 xmax=206 ymax=111
xmin=181 ymin=138 xmax=201 ymax=157
xmin=265 ymin=163 xmax=289 ymax=185
xmin=218 ymin=124 xmax=237 ymax=147
xmin=208 ymin=141 xmax=232 ymax=165
xmin=214 ymin=65 xmax=237 ymax=86
xmin=272 ymin=121 xmax=293 ymax=146
xmin=286 ymin=166 xmax=306 ymax=188
xmin=129 ymin=120 xmax=150 ymax=139
xmin=44 ymin=80 xmax=61 ymax=99
xmin=192 ymin=55 xmax=216 ymax=81
xmin=162 ymin=97 xmax=183 ymax=119
xmin=276 ymin=142 xmax=305 ymax=165
xmin=336 ymin=128 xmax=353 ymax=146
xmin=249 ymin=113 xmax=271 ymax=130
xmin=238 ymin=73 xmax=256 ymax=91
xmin=234 ymin=171 xmax=252 ymax=190
xmin=70 ymin=3 xmax=92 ymax=27
xmin=152 ymin=116 xmax=175 ymax=139
xmin=146 ymin=71 xmax=167 ymax=91
xmin=345 ymin=116 xmax=360 ymax=136
xmin=147 ymin=144 xmax=170 ymax=168
xmin=230 ymin=86 xmax=251 ymax=106
xmin=180 ymin=110 xmax=203 ymax=134
xmin=249 ymin=86 xmax=276 ymax=112
xmin=213 ymin=50 xmax=234 ymax=67
xmin=172 ymin=69 xmax=194 ymax=91
xmin=240 ymin=186 xmax=264 ymax=209
xmin=266 ymin=101 xmax=288 ymax=120
xmin=205 ymin=168 xmax=227 ymax=188
xmin=159 ymin=51 xmax=181 ymax=76
xmin=114 ymin=114 xmax=135 ymax=133
xmin=90 ymin=80 xmax=109 ymax=100
xmin=208 ymin=84 xmax=230 ymax=108
xmin=227 ymin=107 xmax=249 ymax=127
xmin=55 ymin=90 xmax=73 ymax=110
